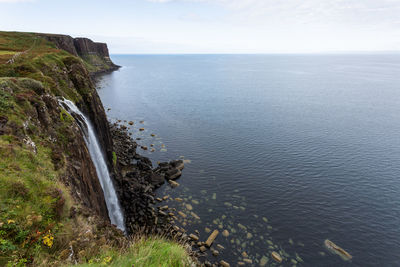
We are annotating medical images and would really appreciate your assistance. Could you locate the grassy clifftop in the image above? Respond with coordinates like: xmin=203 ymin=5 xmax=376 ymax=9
xmin=0 ymin=32 xmax=95 ymax=103
xmin=0 ymin=31 xmax=192 ymax=266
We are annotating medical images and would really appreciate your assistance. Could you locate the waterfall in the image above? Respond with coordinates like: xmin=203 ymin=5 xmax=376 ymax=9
xmin=59 ymin=99 xmax=125 ymax=232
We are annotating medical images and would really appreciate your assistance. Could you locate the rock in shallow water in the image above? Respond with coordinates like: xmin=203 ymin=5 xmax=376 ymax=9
xmin=222 ymin=230 xmax=229 ymax=237
xmin=212 ymin=249 xmax=219 ymax=256
xmin=271 ymin=251 xmax=282 ymax=263
xmin=166 ymin=168 xmax=182 ymax=180
xmin=205 ymin=230 xmax=219 ymax=247
xmin=324 ymin=239 xmax=352 ymax=261
xmin=169 ymin=180 xmax=179 ymax=188
xmin=220 ymin=260 xmax=230 ymax=267
xmin=189 ymin=234 xmax=199 ymax=241
xmin=259 ymin=256 xmax=269 ymax=266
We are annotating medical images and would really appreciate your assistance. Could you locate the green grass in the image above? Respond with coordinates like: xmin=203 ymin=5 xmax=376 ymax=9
xmin=0 ymin=51 xmax=17 ymax=55
xmin=72 ymin=237 xmax=192 ymax=267
xmin=0 ymin=77 xmax=74 ymax=266
xmin=0 ymin=136 xmax=73 ymax=266
xmin=112 ymin=152 xmax=117 ymax=166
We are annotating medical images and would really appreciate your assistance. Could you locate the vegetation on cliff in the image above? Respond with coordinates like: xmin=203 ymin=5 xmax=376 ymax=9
xmin=74 ymin=236 xmax=192 ymax=267
xmin=0 ymin=31 xmax=192 ymax=266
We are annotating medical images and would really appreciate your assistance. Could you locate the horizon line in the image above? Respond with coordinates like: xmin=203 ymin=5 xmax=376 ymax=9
xmin=110 ymin=51 xmax=400 ymax=56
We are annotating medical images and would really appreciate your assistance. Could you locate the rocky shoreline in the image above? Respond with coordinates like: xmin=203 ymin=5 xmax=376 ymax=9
xmin=109 ymin=122 xmax=232 ymax=267
xmin=109 ymin=123 xmax=193 ymax=234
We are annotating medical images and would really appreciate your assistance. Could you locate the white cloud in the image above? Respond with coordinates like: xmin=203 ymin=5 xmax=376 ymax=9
xmin=139 ymin=0 xmax=400 ymax=53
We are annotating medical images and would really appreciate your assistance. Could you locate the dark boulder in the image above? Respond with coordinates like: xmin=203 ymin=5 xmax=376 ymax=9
xmin=166 ymin=168 xmax=182 ymax=180
xmin=149 ymin=173 xmax=165 ymax=187
xmin=171 ymin=160 xmax=184 ymax=170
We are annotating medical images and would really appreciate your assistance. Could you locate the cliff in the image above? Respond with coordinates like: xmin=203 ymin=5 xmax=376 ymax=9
xmin=0 ymin=31 xmax=193 ymax=267
xmin=38 ymin=33 xmax=120 ymax=75
xmin=0 ymin=31 xmax=124 ymax=265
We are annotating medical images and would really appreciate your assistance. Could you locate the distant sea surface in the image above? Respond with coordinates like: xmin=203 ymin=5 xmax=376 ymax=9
xmin=97 ymin=54 xmax=400 ymax=266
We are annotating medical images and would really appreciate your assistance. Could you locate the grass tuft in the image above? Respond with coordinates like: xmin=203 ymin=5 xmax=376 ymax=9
xmin=73 ymin=236 xmax=193 ymax=267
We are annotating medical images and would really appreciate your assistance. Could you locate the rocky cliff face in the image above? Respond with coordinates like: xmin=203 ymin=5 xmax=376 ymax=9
xmin=0 ymin=31 xmax=121 ymax=221
xmin=74 ymin=38 xmax=110 ymax=58
xmin=0 ymin=31 xmax=130 ymax=266
xmin=39 ymin=33 xmax=79 ymax=56
xmin=39 ymin=33 xmax=119 ymax=74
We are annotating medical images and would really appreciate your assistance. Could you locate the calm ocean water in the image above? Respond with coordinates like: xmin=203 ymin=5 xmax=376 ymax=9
xmin=97 ymin=54 xmax=400 ymax=266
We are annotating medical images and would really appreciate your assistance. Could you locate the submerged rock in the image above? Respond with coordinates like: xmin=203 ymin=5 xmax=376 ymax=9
xmin=238 ymin=223 xmax=247 ymax=231
xmin=212 ymin=249 xmax=219 ymax=256
xmin=222 ymin=230 xmax=229 ymax=237
xmin=205 ymin=230 xmax=219 ymax=247
xmin=259 ymin=256 xmax=269 ymax=266
xmin=178 ymin=211 xmax=187 ymax=218
xmin=190 ymin=212 xmax=200 ymax=220
xmin=324 ymin=239 xmax=352 ymax=261
xmin=271 ymin=251 xmax=282 ymax=263
xmin=220 ymin=260 xmax=230 ymax=267
xmin=168 ymin=180 xmax=179 ymax=188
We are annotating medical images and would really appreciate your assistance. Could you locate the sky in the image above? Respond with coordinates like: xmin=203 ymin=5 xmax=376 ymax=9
xmin=1 ymin=0 xmax=400 ymax=54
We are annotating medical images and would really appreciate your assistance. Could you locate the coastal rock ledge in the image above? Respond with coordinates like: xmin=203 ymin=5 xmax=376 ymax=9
xmin=39 ymin=33 xmax=120 ymax=74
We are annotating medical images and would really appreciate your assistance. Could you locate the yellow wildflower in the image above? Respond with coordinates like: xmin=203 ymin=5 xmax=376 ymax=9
xmin=43 ymin=231 xmax=54 ymax=248
xmin=102 ymin=256 xmax=112 ymax=264
xmin=7 ymin=220 xmax=15 ymax=224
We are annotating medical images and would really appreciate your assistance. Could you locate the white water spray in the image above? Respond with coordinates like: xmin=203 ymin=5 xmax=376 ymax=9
xmin=60 ymin=99 xmax=125 ymax=232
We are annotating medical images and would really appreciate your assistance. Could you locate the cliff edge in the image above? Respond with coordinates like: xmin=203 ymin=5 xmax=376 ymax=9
xmin=0 ymin=31 xmax=123 ymax=265
xmin=0 ymin=31 xmax=192 ymax=267
xmin=39 ymin=33 xmax=120 ymax=75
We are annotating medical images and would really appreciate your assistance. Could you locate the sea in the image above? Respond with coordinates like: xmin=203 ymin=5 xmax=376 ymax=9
xmin=96 ymin=54 xmax=400 ymax=266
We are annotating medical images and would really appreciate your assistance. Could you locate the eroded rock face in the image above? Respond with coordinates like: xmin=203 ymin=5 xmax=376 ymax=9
xmin=39 ymin=33 xmax=79 ymax=56
xmin=0 ymin=77 xmax=110 ymax=219
xmin=39 ymin=33 xmax=120 ymax=75
xmin=74 ymin=38 xmax=110 ymax=58
xmin=40 ymin=33 xmax=110 ymax=58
